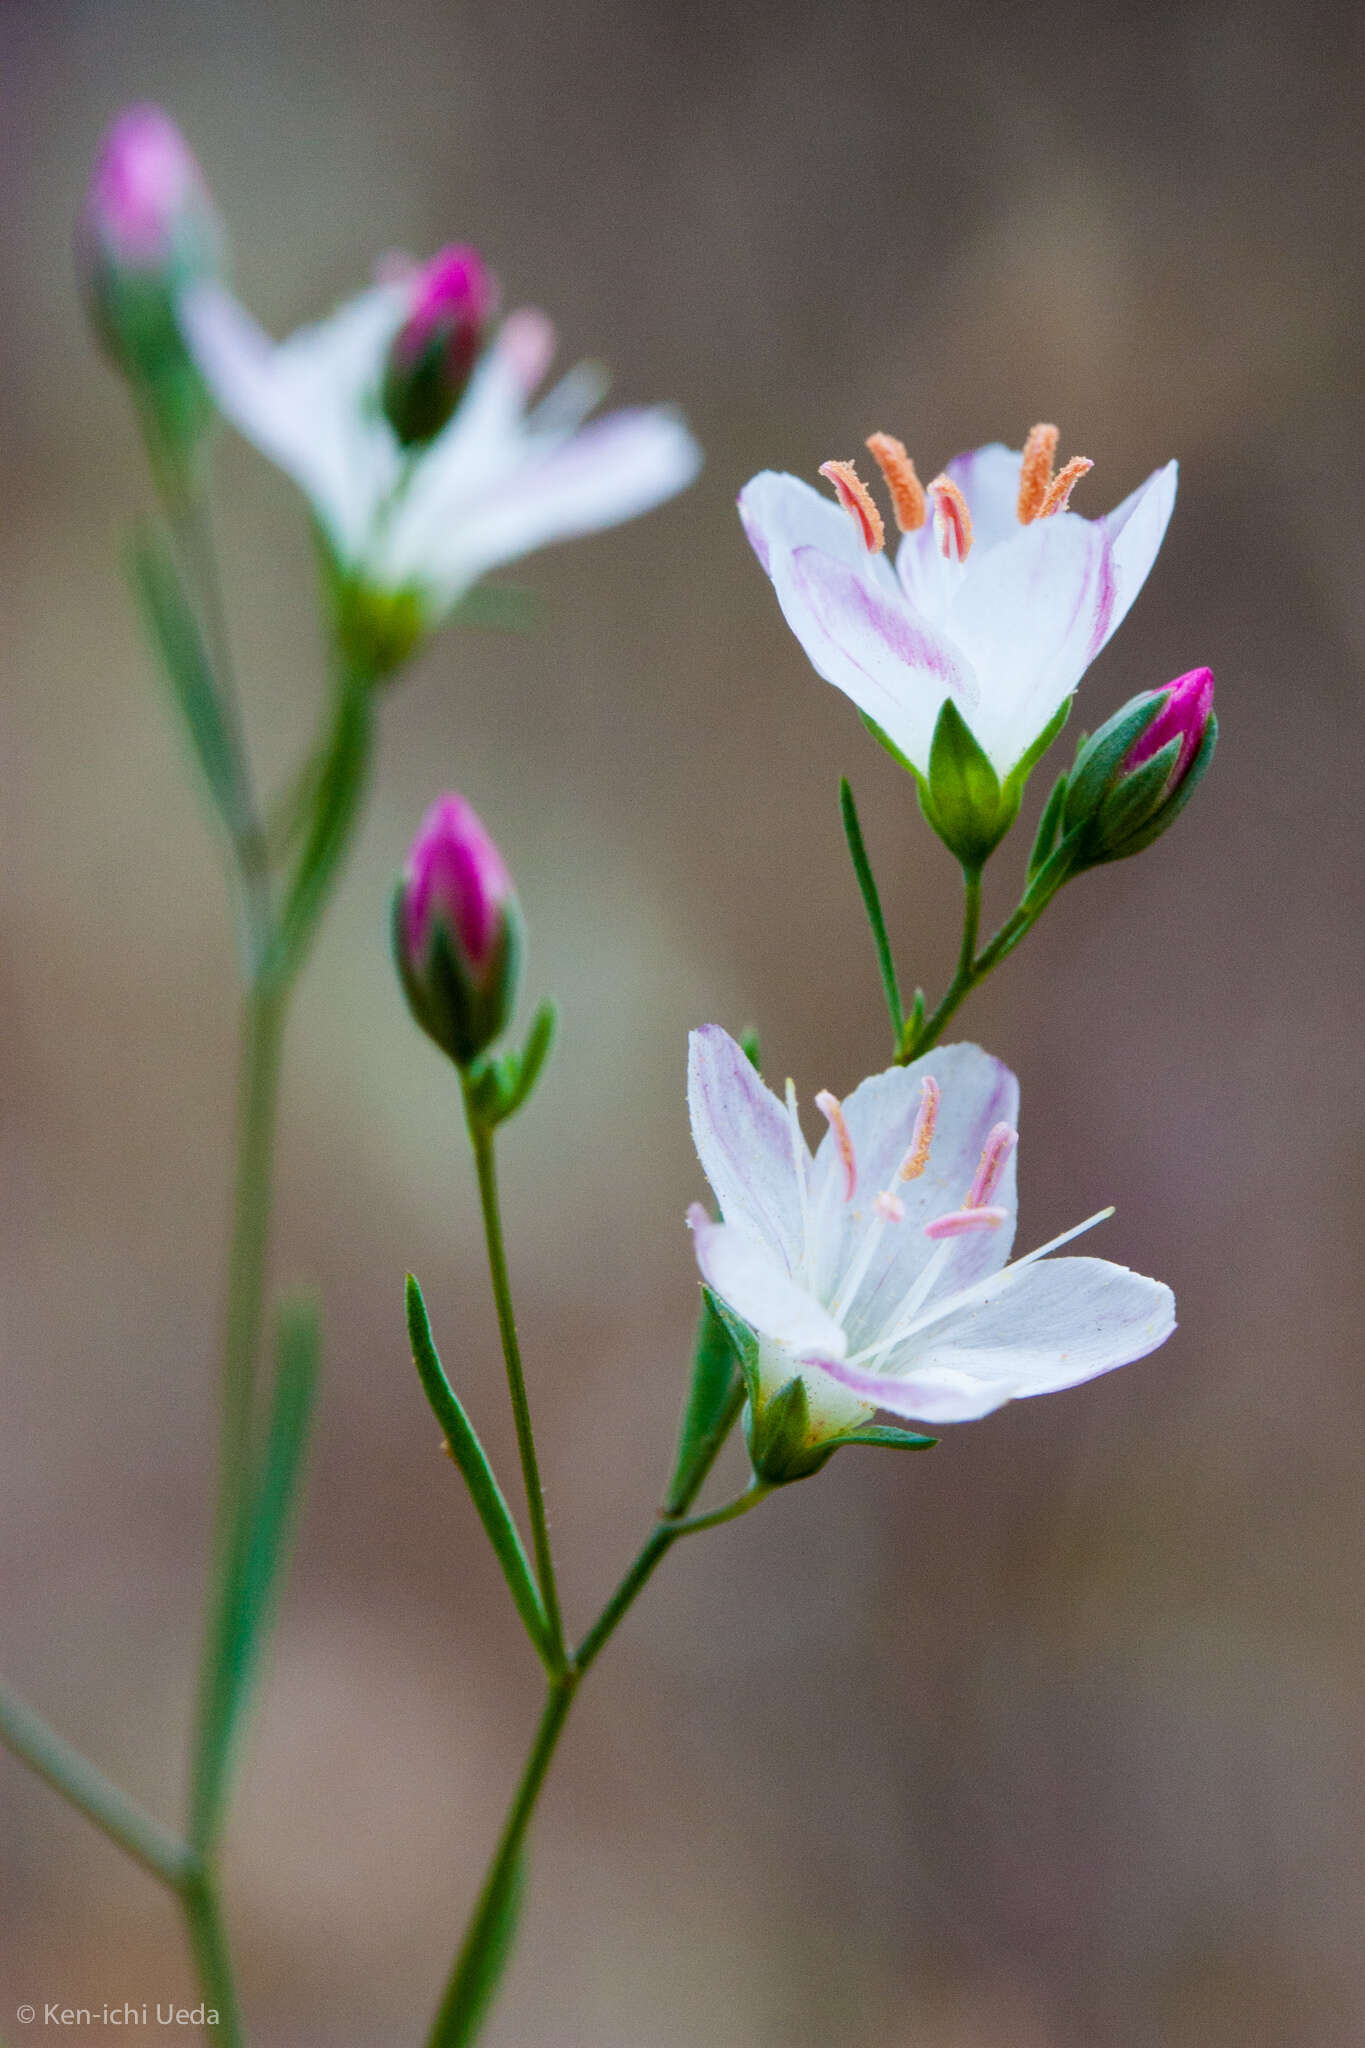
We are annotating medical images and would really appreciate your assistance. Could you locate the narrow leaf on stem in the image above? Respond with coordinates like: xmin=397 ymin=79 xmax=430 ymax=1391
xmin=405 ymin=1275 xmax=552 ymax=1665
xmin=839 ymin=777 xmax=905 ymax=1043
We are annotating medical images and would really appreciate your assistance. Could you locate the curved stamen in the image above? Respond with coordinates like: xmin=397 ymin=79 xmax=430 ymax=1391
xmin=966 ymin=1122 xmax=1017 ymax=1209
xmin=898 ymin=1076 xmax=939 ymax=1181
xmin=785 ymin=1078 xmax=812 ymax=1279
xmin=819 ymin=460 xmax=885 ymax=554
xmin=924 ymin=1204 xmax=1008 ymax=1240
xmin=815 ymin=1089 xmax=858 ymax=1201
xmin=865 ymin=432 xmax=927 ymax=533
xmin=1038 ymin=455 xmax=1093 ymax=517
xmin=928 ymin=474 xmax=973 ymax=562
xmin=1017 ymin=422 xmax=1059 ymax=523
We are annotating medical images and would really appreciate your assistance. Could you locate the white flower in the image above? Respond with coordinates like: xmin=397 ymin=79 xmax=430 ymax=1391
xmin=738 ymin=424 xmax=1176 ymax=780
xmin=179 ymin=271 xmax=700 ymax=622
xmin=686 ymin=1025 xmax=1174 ymax=1442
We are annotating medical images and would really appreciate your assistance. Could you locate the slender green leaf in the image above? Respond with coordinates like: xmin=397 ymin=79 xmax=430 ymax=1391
xmin=829 ymin=1423 xmax=938 ymax=1452
xmin=839 ymin=778 xmax=905 ymax=1041
xmin=1028 ymin=769 xmax=1069 ymax=881
xmin=405 ymin=1275 xmax=550 ymax=1660
xmin=131 ymin=533 xmax=253 ymax=845
xmin=663 ymin=1293 xmax=745 ymax=1517
xmin=493 ymin=1001 xmax=557 ymax=1125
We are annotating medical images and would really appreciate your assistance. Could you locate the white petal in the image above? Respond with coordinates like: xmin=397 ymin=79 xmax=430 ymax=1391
xmin=689 ymin=1212 xmax=846 ymax=1358
xmin=855 ymin=1255 xmax=1173 ymax=1419
xmin=738 ymin=469 xmax=876 ymax=579
xmin=1099 ymin=460 xmax=1178 ymax=642
xmin=775 ymin=544 xmax=979 ymax=774
xmin=807 ymin=1044 xmax=1019 ymax=1345
xmin=943 ymin=441 xmax=1027 ymax=551
xmin=938 ymin=512 xmax=1115 ymax=775
xmin=688 ymin=1026 xmax=807 ymax=1271
xmin=809 ymin=1353 xmax=1021 ymax=1423
xmin=402 ymin=405 xmax=700 ymax=607
xmin=181 ymin=281 xmax=400 ymax=562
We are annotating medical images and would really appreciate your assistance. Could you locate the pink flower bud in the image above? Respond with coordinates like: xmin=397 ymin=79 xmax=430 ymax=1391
xmin=394 ymin=794 xmax=522 ymax=1067
xmin=381 ymin=245 xmax=497 ymax=447
xmin=1123 ymin=666 xmax=1215 ymax=788
xmin=78 ymin=106 xmax=223 ymax=368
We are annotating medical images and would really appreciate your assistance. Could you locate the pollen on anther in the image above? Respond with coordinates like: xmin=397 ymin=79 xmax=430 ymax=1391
xmin=929 ymin=474 xmax=974 ymax=562
xmin=966 ymin=1122 xmax=1018 ymax=1209
xmin=1039 ymin=455 xmax=1093 ymax=517
xmin=899 ymin=1075 xmax=940 ymax=1182
xmin=1017 ymin=423 xmax=1059 ymax=523
xmin=924 ymin=1204 xmax=1008 ymax=1240
xmin=818 ymin=460 xmax=885 ymax=554
xmin=865 ymin=433 xmax=927 ymax=533
xmin=875 ymin=1189 xmax=906 ymax=1223
xmin=815 ymin=1088 xmax=858 ymax=1200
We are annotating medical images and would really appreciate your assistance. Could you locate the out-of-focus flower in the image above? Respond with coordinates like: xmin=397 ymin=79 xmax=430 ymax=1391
xmin=381 ymin=245 xmax=497 ymax=448
xmin=686 ymin=1025 xmax=1173 ymax=1476
xmin=78 ymin=105 xmax=224 ymax=449
xmin=738 ymin=424 xmax=1176 ymax=784
xmin=1058 ymin=666 xmax=1218 ymax=869
xmin=180 ymin=259 xmax=701 ymax=665
xmin=394 ymin=792 xmax=522 ymax=1068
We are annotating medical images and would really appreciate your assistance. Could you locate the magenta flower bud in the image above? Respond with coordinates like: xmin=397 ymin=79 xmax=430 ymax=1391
xmin=1122 ymin=666 xmax=1215 ymax=787
xmin=78 ymin=106 xmax=224 ymax=376
xmin=1062 ymin=666 xmax=1218 ymax=868
xmin=393 ymin=793 xmax=523 ymax=1067
xmin=381 ymin=245 xmax=496 ymax=448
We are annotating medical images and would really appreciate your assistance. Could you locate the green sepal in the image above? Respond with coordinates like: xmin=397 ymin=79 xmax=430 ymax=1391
xmin=858 ymin=711 xmax=918 ymax=775
xmin=405 ymin=1274 xmax=550 ymax=1660
xmin=1062 ymin=693 xmax=1166 ymax=832
xmin=464 ymin=1000 xmax=557 ymax=1128
xmin=1085 ymin=711 xmax=1218 ymax=864
xmin=748 ymin=1373 xmax=837 ymax=1484
xmin=1028 ymin=769 xmax=1070 ymax=881
xmin=918 ymin=699 xmax=1015 ymax=866
xmin=701 ymin=1287 xmax=762 ymax=1415
xmin=663 ymin=1291 xmax=746 ymax=1517
xmin=739 ymin=1026 xmax=763 ymax=1073
xmin=823 ymin=1423 xmax=937 ymax=1453
xmin=328 ymin=563 xmax=427 ymax=683
xmin=1093 ymin=737 xmax=1180 ymax=843
xmin=1002 ymin=696 xmax=1071 ymax=807
xmin=130 ymin=531 xmax=255 ymax=848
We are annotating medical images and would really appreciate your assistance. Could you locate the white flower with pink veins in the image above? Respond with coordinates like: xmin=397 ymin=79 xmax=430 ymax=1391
xmin=738 ymin=424 xmax=1177 ymax=781
xmin=687 ymin=1025 xmax=1174 ymax=1440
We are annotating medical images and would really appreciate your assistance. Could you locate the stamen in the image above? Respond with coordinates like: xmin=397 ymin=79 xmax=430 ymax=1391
xmin=928 ymin=474 xmax=973 ymax=562
xmin=898 ymin=1076 xmax=940 ymax=1181
xmin=818 ymin=460 xmax=885 ymax=554
xmin=815 ymin=1088 xmax=858 ymax=1200
xmin=924 ymin=1204 xmax=1008 ymax=1240
xmin=865 ymin=433 xmax=927 ymax=532
xmin=844 ymin=1205 xmax=1116 ymax=1370
xmin=1017 ymin=422 xmax=1059 ymax=523
xmin=875 ymin=1190 xmax=905 ymax=1223
xmin=966 ymin=1122 xmax=1017 ymax=1209
xmin=1038 ymin=455 xmax=1093 ymax=517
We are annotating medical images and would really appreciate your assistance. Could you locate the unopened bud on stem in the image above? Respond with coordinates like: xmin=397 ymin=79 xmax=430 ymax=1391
xmin=381 ymin=246 xmax=496 ymax=448
xmin=393 ymin=793 xmax=522 ymax=1068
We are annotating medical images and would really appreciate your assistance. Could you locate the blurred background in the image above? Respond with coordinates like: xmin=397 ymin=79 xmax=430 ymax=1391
xmin=4 ymin=1 xmax=1365 ymax=2042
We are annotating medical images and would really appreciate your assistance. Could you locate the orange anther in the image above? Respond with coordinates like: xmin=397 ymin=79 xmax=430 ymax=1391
xmin=1038 ymin=455 xmax=1093 ymax=517
xmin=818 ymin=460 xmax=885 ymax=553
xmin=899 ymin=1075 xmax=940 ymax=1182
xmin=928 ymin=474 xmax=974 ymax=562
xmin=1017 ymin=422 xmax=1059 ymax=523
xmin=865 ymin=432 xmax=927 ymax=532
xmin=815 ymin=1088 xmax=858 ymax=1199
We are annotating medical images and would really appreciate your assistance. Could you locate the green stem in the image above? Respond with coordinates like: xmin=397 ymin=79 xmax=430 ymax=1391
xmin=189 ymin=971 xmax=289 ymax=1855
xmin=463 ymin=1104 xmax=566 ymax=1669
xmin=426 ymin=1677 xmax=576 ymax=2048
xmin=904 ymin=862 xmax=980 ymax=1060
xmin=839 ymin=778 xmax=904 ymax=1047
xmin=181 ymin=1867 xmax=245 ymax=2048
xmin=0 ymin=1685 xmax=191 ymax=1889
xmin=426 ymin=1481 xmax=768 ymax=2046
xmin=575 ymin=1485 xmax=768 ymax=1678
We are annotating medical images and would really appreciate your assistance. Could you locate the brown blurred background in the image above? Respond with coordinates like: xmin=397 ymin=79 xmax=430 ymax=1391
xmin=3 ymin=1 xmax=1365 ymax=2042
